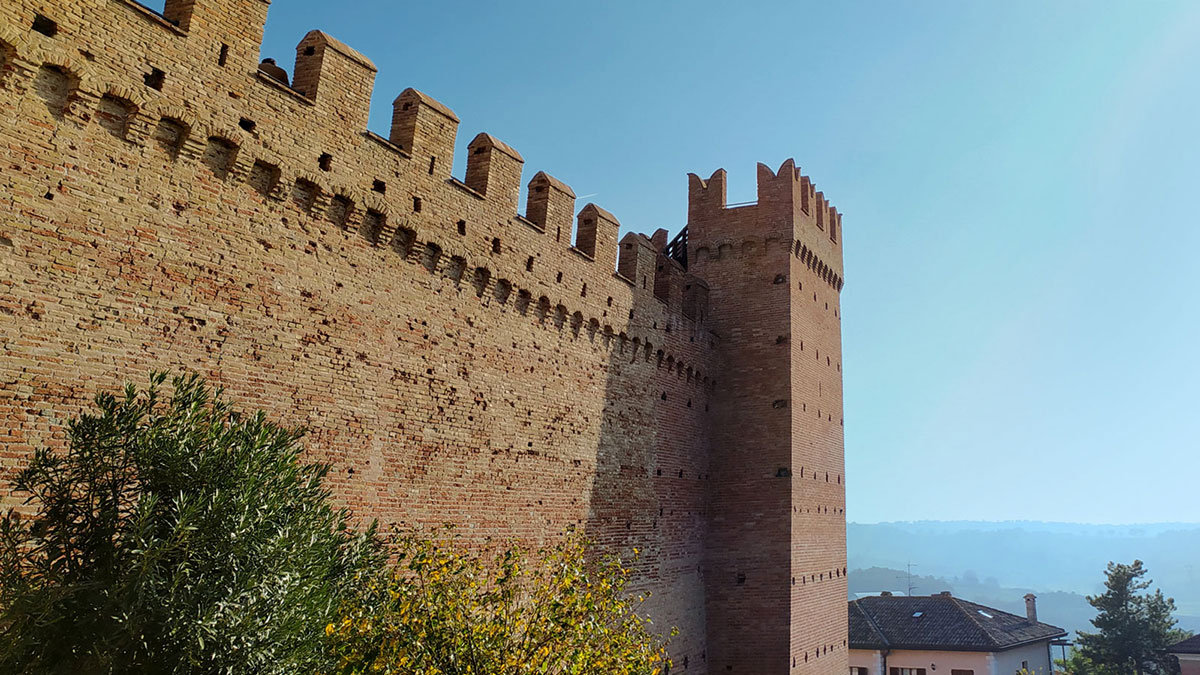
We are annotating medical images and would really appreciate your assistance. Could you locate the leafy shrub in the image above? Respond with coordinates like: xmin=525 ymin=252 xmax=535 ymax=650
xmin=327 ymin=529 xmax=673 ymax=675
xmin=0 ymin=373 xmax=673 ymax=674
xmin=0 ymin=373 xmax=382 ymax=674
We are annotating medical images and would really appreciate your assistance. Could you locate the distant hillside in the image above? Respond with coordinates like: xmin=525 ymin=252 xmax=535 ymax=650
xmin=849 ymin=566 xmax=1096 ymax=639
xmin=848 ymin=521 xmax=1200 ymax=635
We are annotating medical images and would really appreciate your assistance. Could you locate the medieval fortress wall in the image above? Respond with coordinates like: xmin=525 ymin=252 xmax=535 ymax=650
xmin=0 ymin=1 xmax=847 ymax=672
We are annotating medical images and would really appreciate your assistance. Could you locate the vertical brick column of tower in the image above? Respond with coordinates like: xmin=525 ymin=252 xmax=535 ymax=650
xmin=688 ymin=160 xmax=847 ymax=673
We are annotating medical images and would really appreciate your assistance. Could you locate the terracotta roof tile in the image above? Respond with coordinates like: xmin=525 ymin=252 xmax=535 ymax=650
xmin=848 ymin=595 xmax=1066 ymax=652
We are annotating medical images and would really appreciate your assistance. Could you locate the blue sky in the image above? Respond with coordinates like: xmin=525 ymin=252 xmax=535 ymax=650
xmin=259 ymin=1 xmax=1200 ymax=525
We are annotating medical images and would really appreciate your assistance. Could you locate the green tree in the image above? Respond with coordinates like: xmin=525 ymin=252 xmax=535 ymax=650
xmin=327 ymin=528 xmax=674 ymax=674
xmin=0 ymin=373 xmax=382 ymax=674
xmin=1056 ymin=650 xmax=1120 ymax=675
xmin=1076 ymin=560 xmax=1189 ymax=675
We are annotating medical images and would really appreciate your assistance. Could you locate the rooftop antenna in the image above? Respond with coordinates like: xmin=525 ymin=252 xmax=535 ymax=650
xmin=897 ymin=562 xmax=918 ymax=596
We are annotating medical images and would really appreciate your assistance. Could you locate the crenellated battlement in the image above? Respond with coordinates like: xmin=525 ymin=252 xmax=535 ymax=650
xmin=689 ymin=161 xmax=842 ymax=249
xmin=687 ymin=160 xmax=845 ymax=291
xmin=0 ymin=0 xmax=717 ymax=331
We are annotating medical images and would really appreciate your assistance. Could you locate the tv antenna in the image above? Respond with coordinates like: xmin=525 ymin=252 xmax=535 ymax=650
xmin=898 ymin=562 xmax=918 ymax=596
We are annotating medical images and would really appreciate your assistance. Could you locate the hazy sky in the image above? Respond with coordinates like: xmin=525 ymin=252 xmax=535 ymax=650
xmin=259 ymin=1 xmax=1200 ymax=525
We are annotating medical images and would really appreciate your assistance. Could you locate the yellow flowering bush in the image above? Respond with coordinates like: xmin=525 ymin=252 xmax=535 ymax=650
xmin=327 ymin=529 xmax=673 ymax=675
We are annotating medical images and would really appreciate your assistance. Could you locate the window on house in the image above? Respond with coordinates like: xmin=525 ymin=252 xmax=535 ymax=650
xmin=951 ymin=670 xmax=974 ymax=675
xmin=889 ymin=669 xmax=926 ymax=675
xmin=850 ymin=668 xmax=870 ymax=675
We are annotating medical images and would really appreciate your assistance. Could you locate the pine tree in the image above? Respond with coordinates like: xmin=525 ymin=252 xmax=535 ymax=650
xmin=1076 ymin=560 xmax=1189 ymax=675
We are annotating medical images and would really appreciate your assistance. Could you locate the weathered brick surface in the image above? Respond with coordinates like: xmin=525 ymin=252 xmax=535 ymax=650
xmin=0 ymin=2 xmax=846 ymax=672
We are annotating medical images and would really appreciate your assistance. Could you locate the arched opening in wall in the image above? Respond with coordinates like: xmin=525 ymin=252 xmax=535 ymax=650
xmin=420 ymin=242 xmax=441 ymax=274
xmin=33 ymin=64 xmax=75 ymax=119
xmin=202 ymin=137 xmax=238 ymax=180
xmin=445 ymin=256 xmax=467 ymax=284
xmin=391 ymin=226 xmax=416 ymax=259
xmin=570 ymin=311 xmax=584 ymax=337
xmin=586 ymin=318 xmax=599 ymax=341
xmin=360 ymin=209 xmax=386 ymax=245
xmin=515 ymin=290 xmax=532 ymax=315
xmin=291 ymin=178 xmax=319 ymax=212
xmin=618 ymin=332 xmax=628 ymax=354
xmin=553 ymin=304 xmax=567 ymax=329
xmin=493 ymin=279 xmax=512 ymax=304
xmin=249 ymin=160 xmax=282 ymax=198
xmin=656 ymin=350 xmax=665 ymax=367
xmin=326 ymin=194 xmax=354 ymax=227
xmin=644 ymin=342 xmax=652 ymax=362
xmin=152 ymin=117 xmax=188 ymax=158
xmin=472 ymin=267 xmax=490 ymax=297
xmin=630 ymin=337 xmax=641 ymax=362
xmin=535 ymin=296 xmax=551 ymax=323
xmin=602 ymin=326 xmax=614 ymax=348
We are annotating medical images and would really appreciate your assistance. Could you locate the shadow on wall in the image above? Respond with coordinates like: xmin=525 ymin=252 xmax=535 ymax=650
xmin=583 ymin=236 xmax=714 ymax=674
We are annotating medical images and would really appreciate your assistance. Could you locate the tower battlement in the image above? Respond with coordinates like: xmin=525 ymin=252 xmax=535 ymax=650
xmin=688 ymin=161 xmax=844 ymax=293
xmin=0 ymin=1 xmax=847 ymax=673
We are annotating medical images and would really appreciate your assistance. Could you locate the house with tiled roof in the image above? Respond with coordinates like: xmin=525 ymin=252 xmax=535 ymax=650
xmin=1170 ymin=634 xmax=1200 ymax=675
xmin=849 ymin=592 xmax=1067 ymax=675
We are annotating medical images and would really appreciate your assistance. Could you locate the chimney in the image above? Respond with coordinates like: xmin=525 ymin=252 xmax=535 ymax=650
xmin=1024 ymin=593 xmax=1038 ymax=623
xmin=938 ymin=591 xmax=952 ymax=597
xmin=880 ymin=591 xmax=892 ymax=597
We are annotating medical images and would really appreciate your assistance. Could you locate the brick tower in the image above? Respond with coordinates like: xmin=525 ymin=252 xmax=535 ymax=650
xmin=688 ymin=160 xmax=847 ymax=673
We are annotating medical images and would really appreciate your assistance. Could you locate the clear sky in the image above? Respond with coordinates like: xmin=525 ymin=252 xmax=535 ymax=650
xmin=258 ymin=1 xmax=1200 ymax=525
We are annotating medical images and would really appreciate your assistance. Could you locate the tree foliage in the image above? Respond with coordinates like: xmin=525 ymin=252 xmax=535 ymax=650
xmin=1076 ymin=560 xmax=1189 ymax=675
xmin=327 ymin=529 xmax=674 ymax=675
xmin=1057 ymin=650 xmax=1122 ymax=675
xmin=0 ymin=373 xmax=382 ymax=674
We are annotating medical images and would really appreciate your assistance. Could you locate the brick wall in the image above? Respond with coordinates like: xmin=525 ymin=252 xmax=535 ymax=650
xmin=0 ymin=2 xmax=847 ymax=672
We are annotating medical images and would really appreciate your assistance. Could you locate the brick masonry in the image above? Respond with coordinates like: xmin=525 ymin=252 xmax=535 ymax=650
xmin=0 ymin=1 xmax=846 ymax=672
